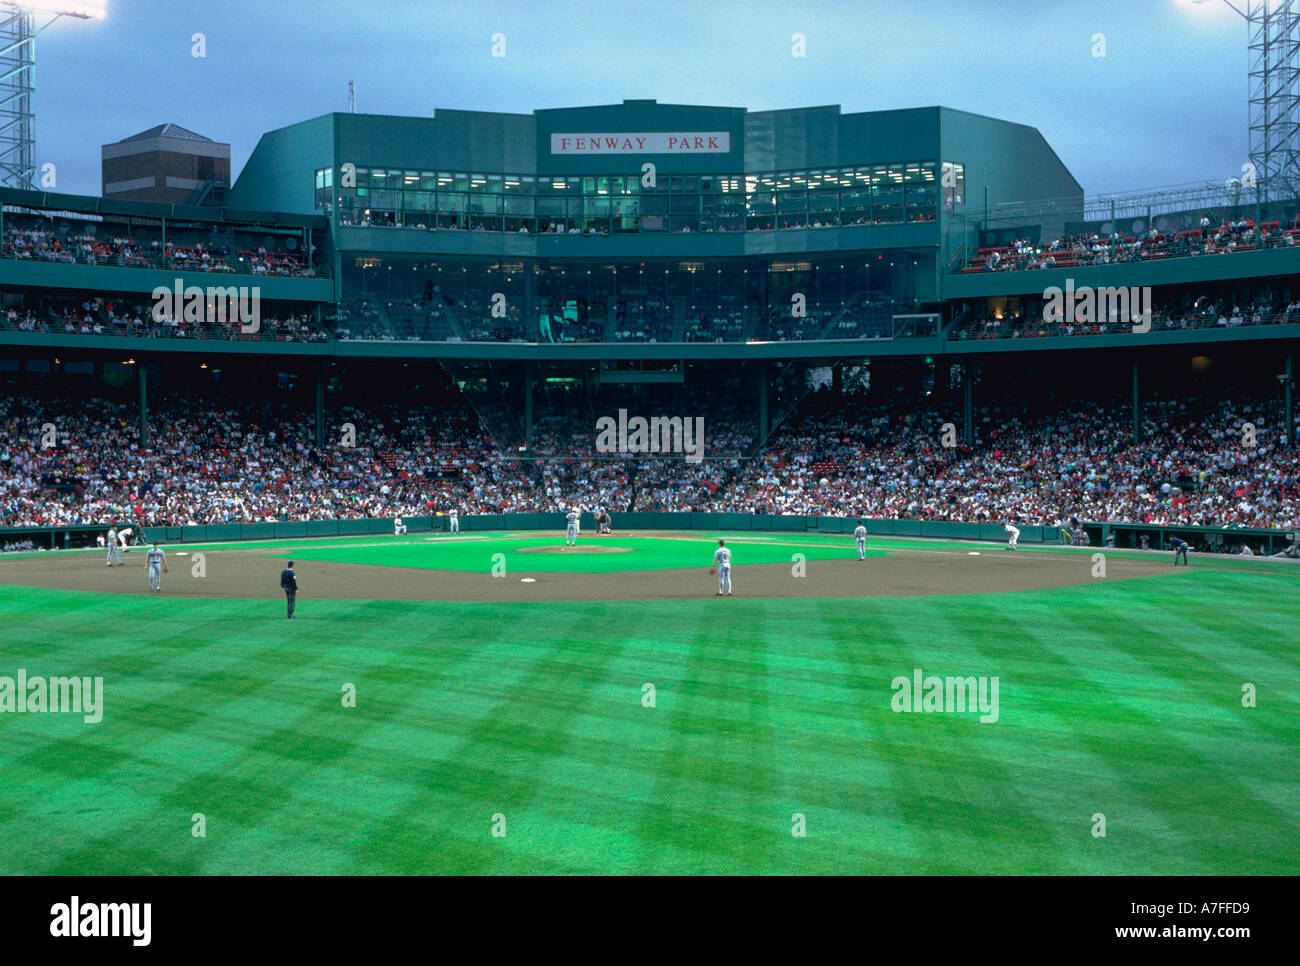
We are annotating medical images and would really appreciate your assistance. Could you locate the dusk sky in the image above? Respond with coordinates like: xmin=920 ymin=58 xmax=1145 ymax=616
xmin=34 ymin=0 xmax=1248 ymax=198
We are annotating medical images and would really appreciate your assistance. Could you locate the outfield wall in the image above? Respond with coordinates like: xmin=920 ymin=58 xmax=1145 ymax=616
xmin=3 ymin=514 xmax=1297 ymax=554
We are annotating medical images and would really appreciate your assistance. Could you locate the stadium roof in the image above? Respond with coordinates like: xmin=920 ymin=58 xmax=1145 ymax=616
xmin=115 ymin=123 xmax=213 ymax=144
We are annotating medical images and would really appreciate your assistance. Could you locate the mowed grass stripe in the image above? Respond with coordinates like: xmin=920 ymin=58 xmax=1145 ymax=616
xmin=958 ymin=584 xmax=1298 ymax=874
xmin=865 ymin=600 xmax=1069 ymax=874
xmin=934 ymin=593 xmax=1213 ymax=875
xmin=0 ymin=576 xmax=1296 ymax=874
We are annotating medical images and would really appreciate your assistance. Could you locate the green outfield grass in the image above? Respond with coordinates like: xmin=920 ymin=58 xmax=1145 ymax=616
xmin=0 ymin=539 xmax=1296 ymax=875
xmin=273 ymin=533 xmax=888 ymax=573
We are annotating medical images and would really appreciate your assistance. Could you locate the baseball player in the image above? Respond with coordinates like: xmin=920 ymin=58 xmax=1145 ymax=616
xmin=1004 ymin=522 xmax=1020 ymax=551
xmin=117 ymin=526 xmax=134 ymax=552
xmin=448 ymin=508 xmax=460 ymax=533
xmin=854 ymin=521 xmax=868 ymax=560
xmin=106 ymin=527 xmax=122 ymax=566
xmin=565 ymin=507 xmax=580 ymax=547
xmin=280 ymin=561 xmax=299 ymax=618
xmin=394 ymin=516 xmax=408 ymax=535
xmin=146 ymin=541 xmax=168 ymax=592
xmin=1170 ymin=536 xmax=1190 ymax=567
xmin=711 ymin=539 xmax=733 ymax=596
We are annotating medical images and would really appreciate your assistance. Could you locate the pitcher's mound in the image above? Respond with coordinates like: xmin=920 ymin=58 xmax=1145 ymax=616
xmin=518 ymin=545 xmax=633 ymax=555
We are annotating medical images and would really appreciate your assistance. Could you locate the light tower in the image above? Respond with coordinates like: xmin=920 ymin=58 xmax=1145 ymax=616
xmin=0 ymin=1 xmax=106 ymax=189
xmin=1191 ymin=0 xmax=1300 ymax=201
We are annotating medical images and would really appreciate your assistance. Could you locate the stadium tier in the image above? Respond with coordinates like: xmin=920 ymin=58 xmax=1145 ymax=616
xmin=3 ymin=372 xmax=1298 ymax=536
xmin=1 ymin=99 xmax=1298 ymax=542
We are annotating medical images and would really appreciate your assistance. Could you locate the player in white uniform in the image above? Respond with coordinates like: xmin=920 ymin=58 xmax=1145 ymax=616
xmin=565 ymin=508 xmax=580 ymax=547
xmin=393 ymin=516 xmax=407 ymax=535
xmin=712 ymin=539 xmax=732 ymax=595
xmin=106 ymin=527 xmax=122 ymax=566
xmin=146 ymin=542 xmax=168 ymax=591
xmin=448 ymin=508 xmax=459 ymax=533
xmin=1004 ymin=522 xmax=1020 ymax=550
xmin=854 ymin=522 xmax=868 ymax=560
xmin=117 ymin=526 xmax=134 ymax=551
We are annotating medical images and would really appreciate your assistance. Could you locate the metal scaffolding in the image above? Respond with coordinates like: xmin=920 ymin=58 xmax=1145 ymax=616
xmin=0 ymin=6 xmax=37 ymax=189
xmin=1243 ymin=0 xmax=1300 ymax=202
xmin=0 ymin=3 xmax=103 ymax=190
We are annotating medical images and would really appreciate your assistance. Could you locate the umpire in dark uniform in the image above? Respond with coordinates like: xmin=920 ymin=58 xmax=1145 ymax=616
xmin=280 ymin=561 xmax=298 ymax=618
xmin=1169 ymin=537 xmax=1189 ymax=567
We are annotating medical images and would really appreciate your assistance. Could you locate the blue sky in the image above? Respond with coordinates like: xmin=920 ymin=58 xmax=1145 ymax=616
xmin=36 ymin=0 xmax=1248 ymax=197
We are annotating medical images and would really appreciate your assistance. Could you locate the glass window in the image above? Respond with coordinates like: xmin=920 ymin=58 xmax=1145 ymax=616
xmin=777 ymin=189 xmax=807 ymax=212
xmin=403 ymin=190 xmax=433 ymax=213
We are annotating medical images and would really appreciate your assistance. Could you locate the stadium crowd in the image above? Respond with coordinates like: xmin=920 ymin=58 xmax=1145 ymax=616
xmin=2 ymin=225 xmax=318 ymax=278
xmin=729 ymin=393 xmax=1300 ymax=530
xmin=2 ymin=388 xmax=1298 ymax=534
xmin=2 ymin=297 xmax=328 ymax=343
xmin=959 ymin=216 xmax=1300 ymax=274
xmin=954 ymin=283 xmax=1300 ymax=340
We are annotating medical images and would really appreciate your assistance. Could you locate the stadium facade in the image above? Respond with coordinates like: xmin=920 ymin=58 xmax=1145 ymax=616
xmin=1 ymin=99 xmax=1299 ymax=547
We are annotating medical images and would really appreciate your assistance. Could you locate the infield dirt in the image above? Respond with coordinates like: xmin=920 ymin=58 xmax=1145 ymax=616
xmin=0 ymin=539 xmax=1180 ymax=603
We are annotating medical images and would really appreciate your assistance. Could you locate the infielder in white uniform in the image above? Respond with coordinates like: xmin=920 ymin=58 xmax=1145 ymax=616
xmin=393 ymin=516 xmax=407 ymax=535
xmin=117 ymin=526 xmax=133 ymax=551
xmin=854 ymin=522 xmax=868 ymax=560
xmin=146 ymin=542 xmax=168 ymax=591
xmin=448 ymin=508 xmax=459 ymax=533
xmin=712 ymin=539 xmax=732 ymax=596
xmin=106 ymin=527 xmax=122 ymax=566
xmin=1004 ymin=523 xmax=1020 ymax=550
xmin=565 ymin=508 xmax=580 ymax=547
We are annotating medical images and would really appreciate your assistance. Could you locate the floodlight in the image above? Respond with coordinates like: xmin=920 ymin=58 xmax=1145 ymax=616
xmin=4 ymin=1 xmax=106 ymax=19
xmin=1183 ymin=0 xmax=1300 ymax=200
xmin=0 ymin=1 xmax=106 ymax=188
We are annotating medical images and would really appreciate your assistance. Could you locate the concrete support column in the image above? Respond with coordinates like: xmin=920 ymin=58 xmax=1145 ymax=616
xmin=962 ymin=362 xmax=973 ymax=445
xmin=137 ymin=363 xmax=149 ymax=449
xmin=524 ymin=371 xmax=534 ymax=445
xmin=1285 ymin=353 xmax=1295 ymax=448
xmin=315 ymin=367 xmax=326 ymax=448
xmin=1132 ymin=359 xmax=1141 ymax=445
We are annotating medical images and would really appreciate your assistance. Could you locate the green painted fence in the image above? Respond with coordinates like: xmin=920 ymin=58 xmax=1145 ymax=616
xmin=5 ymin=515 xmax=1298 ymax=555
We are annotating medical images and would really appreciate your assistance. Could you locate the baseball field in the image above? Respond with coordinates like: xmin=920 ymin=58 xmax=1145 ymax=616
xmin=0 ymin=530 xmax=1295 ymax=875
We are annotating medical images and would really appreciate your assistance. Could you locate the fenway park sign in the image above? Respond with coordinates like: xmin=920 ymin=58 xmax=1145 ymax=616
xmin=550 ymin=132 xmax=731 ymax=154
